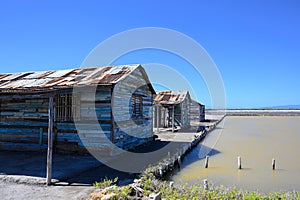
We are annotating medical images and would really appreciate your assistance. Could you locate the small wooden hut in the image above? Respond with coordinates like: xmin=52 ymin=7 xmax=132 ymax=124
xmin=153 ymin=90 xmax=191 ymax=132
xmin=0 ymin=64 xmax=155 ymax=154
xmin=190 ymin=99 xmax=205 ymax=122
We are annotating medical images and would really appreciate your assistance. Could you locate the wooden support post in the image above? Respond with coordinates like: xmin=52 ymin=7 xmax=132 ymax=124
xmin=156 ymin=105 xmax=159 ymax=133
xmin=46 ymin=95 xmax=54 ymax=186
xmin=272 ymin=158 xmax=276 ymax=170
xmin=163 ymin=107 xmax=166 ymax=127
xmin=110 ymin=86 xmax=115 ymax=155
xmin=172 ymin=105 xmax=175 ymax=133
xmin=177 ymin=156 xmax=181 ymax=168
xmin=205 ymin=156 xmax=209 ymax=168
xmin=238 ymin=156 xmax=242 ymax=170
xmin=110 ymin=87 xmax=115 ymax=144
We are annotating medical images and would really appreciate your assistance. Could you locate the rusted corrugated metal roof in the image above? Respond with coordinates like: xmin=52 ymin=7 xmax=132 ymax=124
xmin=0 ymin=74 xmax=10 ymax=80
xmin=154 ymin=90 xmax=189 ymax=105
xmin=0 ymin=64 xmax=143 ymax=92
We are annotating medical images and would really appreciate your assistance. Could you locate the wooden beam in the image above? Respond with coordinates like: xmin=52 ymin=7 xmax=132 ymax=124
xmin=46 ymin=95 xmax=54 ymax=185
xmin=172 ymin=105 xmax=175 ymax=133
xmin=156 ymin=105 xmax=159 ymax=133
xmin=0 ymin=86 xmax=116 ymax=100
xmin=0 ymin=93 xmax=51 ymax=99
xmin=181 ymin=103 xmax=184 ymax=128
xmin=110 ymin=86 xmax=115 ymax=148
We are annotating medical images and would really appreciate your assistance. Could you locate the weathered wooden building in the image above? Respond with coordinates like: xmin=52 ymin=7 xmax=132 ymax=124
xmin=153 ymin=90 xmax=191 ymax=132
xmin=190 ymin=100 xmax=205 ymax=122
xmin=0 ymin=64 xmax=155 ymax=154
xmin=153 ymin=90 xmax=205 ymax=132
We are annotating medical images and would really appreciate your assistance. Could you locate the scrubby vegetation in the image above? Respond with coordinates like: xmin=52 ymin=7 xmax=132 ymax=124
xmin=93 ymin=177 xmax=119 ymax=189
xmin=90 ymin=168 xmax=300 ymax=200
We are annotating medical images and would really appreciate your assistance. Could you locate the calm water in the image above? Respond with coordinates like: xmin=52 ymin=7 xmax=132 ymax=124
xmin=172 ymin=116 xmax=300 ymax=193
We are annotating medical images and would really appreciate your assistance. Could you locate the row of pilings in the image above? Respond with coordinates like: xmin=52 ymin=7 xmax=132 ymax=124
xmin=149 ymin=115 xmax=226 ymax=179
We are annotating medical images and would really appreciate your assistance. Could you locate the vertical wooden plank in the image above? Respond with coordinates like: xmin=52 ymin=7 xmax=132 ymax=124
xmin=39 ymin=128 xmax=43 ymax=145
xmin=164 ymin=107 xmax=168 ymax=127
xmin=180 ymin=103 xmax=184 ymax=128
xmin=46 ymin=95 xmax=54 ymax=186
xmin=172 ymin=105 xmax=175 ymax=133
xmin=156 ymin=105 xmax=159 ymax=132
xmin=110 ymin=87 xmax=114 ymax=143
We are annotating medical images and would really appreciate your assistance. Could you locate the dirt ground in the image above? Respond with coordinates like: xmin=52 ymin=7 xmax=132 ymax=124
xmin=0 ymin=138 xmax=191 ymax=200
xmin=0 ymin=181 xmax=94 ymax=200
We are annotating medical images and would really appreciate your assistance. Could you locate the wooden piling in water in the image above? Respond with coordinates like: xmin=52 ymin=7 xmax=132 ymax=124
xmin=272 ymin=158 xmax=276 ymax=170
xmin=205 ymin=156 xmax=209 ymax=168
xmin=238 ymin=156 xmax=242 ymax=169
xmin=178 ymin=156 xmax=181 ymax=168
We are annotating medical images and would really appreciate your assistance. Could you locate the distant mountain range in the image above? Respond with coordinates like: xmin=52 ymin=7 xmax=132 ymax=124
xmin=265 ymin=105 xmax=300 ymax=109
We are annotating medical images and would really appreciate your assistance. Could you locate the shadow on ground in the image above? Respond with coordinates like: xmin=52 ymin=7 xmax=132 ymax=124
xmin=0 ymin=124 xmax=216 ymax=185
xmin=0 ymin=139 xmax=186 ymax=185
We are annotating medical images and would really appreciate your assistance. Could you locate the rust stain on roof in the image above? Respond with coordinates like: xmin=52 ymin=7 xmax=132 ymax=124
xmin=0 ymin=74 xmax=11 ymax=80
xmin=0 ymin=64 xmax=141 ymax=92
xmin=154 ymin=90 xmax=189 ymax=105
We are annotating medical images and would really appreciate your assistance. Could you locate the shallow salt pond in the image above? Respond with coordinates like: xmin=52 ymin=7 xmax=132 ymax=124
xmin=171 ymin=116 xmax=300 ymax=193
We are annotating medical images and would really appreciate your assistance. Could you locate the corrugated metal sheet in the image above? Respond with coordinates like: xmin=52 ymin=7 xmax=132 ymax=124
xmin=154 ymin=90 xmax=189 ymax=105
xmin=24 ymin=71 xmax=50 ymax=79
xmin=108 ymin=65 xmax=124 ymax=74
xmin=46 ymin=69 xmax=75 ymax=78
xmin=0 ymin=64 xmax=141 ymax=92
xmin=1 ymin=72 xmax=33 ymax=81
xmin=0 ymin=74 xmax=11 ymax=80
xmin=25 ymin=78 xmax=53 ymax=87
xmin=0 ymin=79 xmax=34 ymax=89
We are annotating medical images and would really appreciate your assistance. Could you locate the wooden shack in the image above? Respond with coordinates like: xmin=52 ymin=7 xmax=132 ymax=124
xmin=190 ymin=99 xmax=205 ymax=122
xmin=153 ymin=90 xmax=191 ymax=132
xmin=0 ymin=64 xmax=155 ymax=154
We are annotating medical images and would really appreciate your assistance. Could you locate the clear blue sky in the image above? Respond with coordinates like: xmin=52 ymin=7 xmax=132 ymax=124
xmin=0 ymin=0 xmax=299 ymax=108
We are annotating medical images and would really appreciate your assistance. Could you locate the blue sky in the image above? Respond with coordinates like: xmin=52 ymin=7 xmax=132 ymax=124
xmin=0 ymin=0 xmax=299 ymax=108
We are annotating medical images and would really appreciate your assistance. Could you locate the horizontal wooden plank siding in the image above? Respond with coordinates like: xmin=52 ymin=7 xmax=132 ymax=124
xmin=112 ymin=68 xmax=153 ymax=150
xmin=190 ymin=100 xmax=205 ymax=122
xmin=0 ymin=97 xmax=49 ymax=151
xmin=0 ymin=66 xmax=155 ymax=154
xmin=75 ymin=86 xmax=112 ymax=152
